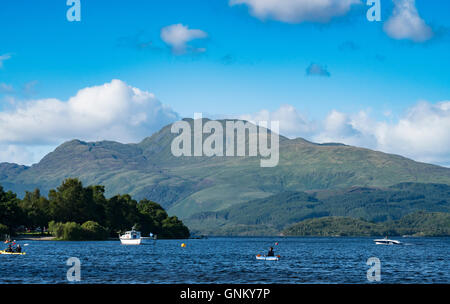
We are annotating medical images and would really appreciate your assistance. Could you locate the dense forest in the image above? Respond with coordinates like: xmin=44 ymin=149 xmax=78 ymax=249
xmin=0 ymin=178 xmax=190 ymax=240
xmin=186 ymin=183 xmax=450 ymax=236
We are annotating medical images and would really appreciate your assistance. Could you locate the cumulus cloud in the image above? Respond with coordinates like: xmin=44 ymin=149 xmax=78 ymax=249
xmin=0 ymin=79 xmax=179 ymax=159
xmin=229 ymin=0 xmax=361 ymax=23
xmin=0 ymin=54 xmax=12 ymax=68
xmin=313 ymin=110 xmax=378 ymax=148
xmin=374 ymin=101 xmax=450 ymax=164
xmin=0 ymin=144 xmax=53 ymax=166
xmin=306 ymin=63 xmax=330 ymax=77
xmin=160 ymin=24 xmax=208 ymax=54
xmin=239 ymin=104 xmax=317 ymax=138
xmin=383 ymin=0 xmax=433 ymax=42
xmin=238 ymin=102 xmax=450 ymax=166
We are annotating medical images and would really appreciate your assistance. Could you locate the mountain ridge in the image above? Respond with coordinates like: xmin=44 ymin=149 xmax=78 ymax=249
xmin=1 ymin=119 xmax=450 ymax=223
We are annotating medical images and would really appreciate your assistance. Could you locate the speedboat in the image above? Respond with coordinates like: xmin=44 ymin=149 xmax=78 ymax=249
xmin=119 ymin=230 xmax=142 ymax=245
xmin=374 ymin=238 xmax=401 ymax=245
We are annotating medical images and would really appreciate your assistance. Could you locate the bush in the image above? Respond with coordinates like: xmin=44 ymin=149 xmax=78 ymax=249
xmin=48 ymin=221 xmax=64 ymax=239
xmin=49 ymin=221 xmax=83 ymax=240
xmin=62 ymin=222 xmax=84 ymax=241
xmin=81 ymin=221 xmax=108 ymax=240
xmin=49 ymin=220 xmax=108 ymax=240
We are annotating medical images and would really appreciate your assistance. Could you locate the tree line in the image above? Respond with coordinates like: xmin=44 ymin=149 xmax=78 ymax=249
xmin=0 ymin=178 xmax=190 ymax=240
xmin=283 ymin=212 xmax=450 ymax=237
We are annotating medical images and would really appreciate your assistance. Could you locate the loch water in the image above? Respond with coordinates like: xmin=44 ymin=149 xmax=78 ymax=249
xmin=1 ymin=237 xmax=449 ymax=284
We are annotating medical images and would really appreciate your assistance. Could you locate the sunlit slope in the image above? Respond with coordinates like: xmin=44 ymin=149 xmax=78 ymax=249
xmin=1 ymin=119 xmax=449 ymax=220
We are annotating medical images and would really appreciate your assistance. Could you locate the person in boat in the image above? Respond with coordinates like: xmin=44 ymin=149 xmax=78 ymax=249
xmin=15 ymin=244 xmax=21 ymax=253
xmin=267 ymin=247 xmax=275 ymax=257
xmin=5 ymin=244 xmax=13 ymax=252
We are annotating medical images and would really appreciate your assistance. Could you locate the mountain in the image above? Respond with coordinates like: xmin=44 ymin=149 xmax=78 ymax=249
xmin=1 ymin=118 xmax=450 ymax=229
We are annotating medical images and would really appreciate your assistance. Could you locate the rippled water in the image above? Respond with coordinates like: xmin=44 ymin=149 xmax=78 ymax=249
xmin=1 ymin=237 xmax=449 ymax=284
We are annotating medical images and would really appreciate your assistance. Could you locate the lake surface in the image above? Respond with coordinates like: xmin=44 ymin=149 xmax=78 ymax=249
xmin=1 ymin=237 xmax=449 ymax=284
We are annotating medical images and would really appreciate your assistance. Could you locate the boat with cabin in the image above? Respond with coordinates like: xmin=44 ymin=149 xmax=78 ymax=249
xmin=119 ymin=229 xmax=142 ymax=245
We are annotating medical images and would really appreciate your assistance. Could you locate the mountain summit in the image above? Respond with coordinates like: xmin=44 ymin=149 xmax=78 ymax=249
xmin=1 ymin=119 xmax=450 ymax=221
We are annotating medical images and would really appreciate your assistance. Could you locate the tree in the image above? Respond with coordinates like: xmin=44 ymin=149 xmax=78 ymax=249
xmin=20 ymin=189 xmax=51 ymax=233
xmin=1 ymin=181 xmax=191 ymax=239
xmin=137 ymin=199 xmax=167 ymax=235
xmin=0 ymin=185 xmax=25 ymax=234
xmin=160 ymin=216 xmax=190 ymax=239
xmin=48 ymin=178 xmax=104 ymax=224
xmin=87 ymin=185 xmax=108 ymax=225
xmin=104 ymin=194 xmax=140 ymax=235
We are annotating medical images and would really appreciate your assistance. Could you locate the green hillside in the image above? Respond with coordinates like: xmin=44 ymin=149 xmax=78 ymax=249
xmin=1 ymin=119 xmax=450 ymax=227
xmin=185 ymin=183 xmax=450 ymax=235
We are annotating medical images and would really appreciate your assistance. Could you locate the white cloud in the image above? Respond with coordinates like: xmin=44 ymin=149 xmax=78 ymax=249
xmin=383 ymin=0 xmax=433 ymax=42
xmin=374 ymin=101 xmax=450 ymax=164
xmin=0 ymin=144 xmax=55 ymax=166
xmin=0 ymin=144 xmax=34 ymax=165
xmin=239 ymin=102 xmax=450 ymax=166
xmin=160 ymin=24 xmax=208 ymax=54
xmin=0 ymin=79 xmax=179 ymax=164
xmin=0 ymin=54 xmax=12 ymax=68
xmin=229 ymin=0 xmax=361 ymax=23
xmin=313 ymin=110 xmax=378 ymax=148
xmin=239 ymin=104 xmax=317 ymax=138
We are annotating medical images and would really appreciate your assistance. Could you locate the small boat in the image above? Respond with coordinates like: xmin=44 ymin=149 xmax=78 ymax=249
xmin=374 ymin=238 xmax=401 ymax=245
xmin=256 ymin=255 xmax=279 ymax=261
xmin=119 ymin=230 xmax=142 ymax=245
xmin=141 ymin=233 xmax=157 ymax=244
xmin=0 ymin=250 xmax=26 ymax=255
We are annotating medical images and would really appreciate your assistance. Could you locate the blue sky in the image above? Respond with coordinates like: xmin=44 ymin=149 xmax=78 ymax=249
xmin=0 ymin=0 xmax=449 ymax=166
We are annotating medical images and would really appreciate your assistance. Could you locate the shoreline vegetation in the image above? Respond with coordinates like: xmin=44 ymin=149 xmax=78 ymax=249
xmin=2 ymin=178 xmax=449 ymax=239
xmin=282 ymin=212 xmax=450 ymax=237
xmin=186 ymin=185 xmax=450 ymax=236
xmin=1 ymin=178 xmax=190 ymax=241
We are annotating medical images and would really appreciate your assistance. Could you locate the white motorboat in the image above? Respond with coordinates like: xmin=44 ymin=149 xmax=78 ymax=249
xmin=119 ymin=230 xmax=142 ymax=245
xmin=374 ymin=237 xmax=401 ymax=245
